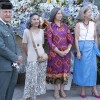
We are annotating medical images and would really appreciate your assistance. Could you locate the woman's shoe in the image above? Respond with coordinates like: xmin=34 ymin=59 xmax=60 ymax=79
xmin=60 ymin=90 xmax=67 ymax=98
xmin=54 ymin=90 xmax=60 ymax=99
xmin=80 ymin=94 xmax=87 ymax=98
xmin=92 ymin=92 xmax=100 ymax=98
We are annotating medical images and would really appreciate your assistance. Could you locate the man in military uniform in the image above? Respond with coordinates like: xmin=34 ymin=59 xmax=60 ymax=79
xmin=0 ymin=0 xmax=23 ymax=100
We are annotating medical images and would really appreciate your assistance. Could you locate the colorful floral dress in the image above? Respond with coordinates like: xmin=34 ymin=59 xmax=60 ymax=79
xmin=46 ymin=23 xmax=73 ymax=84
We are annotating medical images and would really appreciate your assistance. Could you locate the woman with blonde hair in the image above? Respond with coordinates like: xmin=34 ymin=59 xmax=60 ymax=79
xmin=73 ymin=6 xmax=100 ymax=98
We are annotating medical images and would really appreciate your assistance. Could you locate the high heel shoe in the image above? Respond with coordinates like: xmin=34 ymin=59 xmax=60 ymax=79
xmin=92 ymin=92 xmax=100 ymax=98
xmin=80 ymin=94 xmax=87 ymax=98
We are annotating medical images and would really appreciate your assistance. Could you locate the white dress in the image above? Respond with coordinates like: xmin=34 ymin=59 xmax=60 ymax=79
xmin=22 ymin=29 xmax=47 ymax=100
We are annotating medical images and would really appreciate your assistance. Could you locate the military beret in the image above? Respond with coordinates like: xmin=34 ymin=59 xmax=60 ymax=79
xmin=0 ymin=0 xmax=13 ymax=9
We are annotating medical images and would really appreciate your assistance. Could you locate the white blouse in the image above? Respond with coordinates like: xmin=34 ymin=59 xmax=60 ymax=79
xmin=22 ymin=28 xmax=44 ymax=62
xmin=79 ymin=21 xmax=95 ymax=40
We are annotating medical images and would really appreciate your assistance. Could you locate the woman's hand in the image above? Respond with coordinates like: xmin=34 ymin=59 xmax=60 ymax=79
xmin=77 ymin=51 xmax=82 ymax=59
xmin=58 ymin=48 xmax=70 ymax=57
xmin=58 ymin=51 xmax=65 ymax=57
xmin=55 ymin=47 xmax=67 ymax=57
xmin=64 ymin=49 xmax=70 ymax=55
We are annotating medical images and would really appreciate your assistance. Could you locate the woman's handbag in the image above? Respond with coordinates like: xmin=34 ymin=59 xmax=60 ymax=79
xmin=30 ymin=30 xmax=48 ymax=62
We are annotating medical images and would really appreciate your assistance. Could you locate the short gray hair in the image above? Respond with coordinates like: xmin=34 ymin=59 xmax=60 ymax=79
xmin=49 ymin=7 xmax=61 ymax=22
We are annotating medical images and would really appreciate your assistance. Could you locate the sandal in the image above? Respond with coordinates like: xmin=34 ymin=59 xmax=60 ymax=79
xmin=60 ymin=90 xmax=67 ymax=98
xmin=26 ymin=97 xmax=31 ymax=100
xmin=54 ymin=90 xmax=60 ymax=99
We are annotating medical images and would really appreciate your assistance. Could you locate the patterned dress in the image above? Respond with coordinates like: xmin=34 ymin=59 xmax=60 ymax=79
xmin=46 ymin=23 xmax=73 ymax=84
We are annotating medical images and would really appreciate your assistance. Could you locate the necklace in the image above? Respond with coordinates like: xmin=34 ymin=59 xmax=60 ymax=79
xmin=83 ymin=21 xmax=89 ymax=26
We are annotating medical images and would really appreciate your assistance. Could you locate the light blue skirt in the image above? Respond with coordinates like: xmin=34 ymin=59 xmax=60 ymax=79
xmin=73 ymin=40 xmax=100 ymax=86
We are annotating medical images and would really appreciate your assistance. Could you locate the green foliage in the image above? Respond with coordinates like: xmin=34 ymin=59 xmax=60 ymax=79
xmin=77 ymin=0 xmax=83 ymax=4
xmin=62 ymin=14 xmax=75 ymax=32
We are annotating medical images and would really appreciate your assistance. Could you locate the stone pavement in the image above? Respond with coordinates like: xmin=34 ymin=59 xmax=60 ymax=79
xmin=13 ymin=84 xmax=100 ymax=100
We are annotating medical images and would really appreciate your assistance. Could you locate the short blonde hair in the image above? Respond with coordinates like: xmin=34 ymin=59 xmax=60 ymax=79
xmin=76 ymin=6 xmax=92 ymax=23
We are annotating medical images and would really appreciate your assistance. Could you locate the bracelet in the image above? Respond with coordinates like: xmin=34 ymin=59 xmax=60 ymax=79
xmin=68 ymin=47 xmax=71 ymax=51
